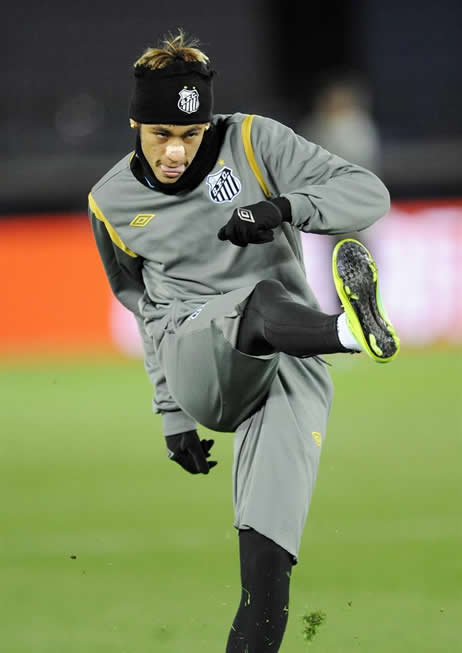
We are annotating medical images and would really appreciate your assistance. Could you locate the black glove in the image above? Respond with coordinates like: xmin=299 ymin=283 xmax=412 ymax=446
xmin=217 ymin=198 xmax=291 ymax=247
xmin=166 ymin=430 xmax=217 ymax=475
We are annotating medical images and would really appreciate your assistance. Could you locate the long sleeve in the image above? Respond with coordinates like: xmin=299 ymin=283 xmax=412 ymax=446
xmin=133 ymin=315 xmax=197 ymax=435
xmin=89 ymin=208 xmax=145 ymax=317
xmin=89 ymin=209 xmax=196 ymax=436
xmin=252 ymin=115 xmax=391 ymax=234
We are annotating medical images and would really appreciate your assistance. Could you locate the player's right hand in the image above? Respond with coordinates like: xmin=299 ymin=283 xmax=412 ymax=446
xmin=165 ymin=430 xmax=217 ymax=475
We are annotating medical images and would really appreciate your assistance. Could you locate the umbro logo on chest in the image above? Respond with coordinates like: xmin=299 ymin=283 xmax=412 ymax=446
xmin=206 ymin=166 xmax=242 ymax=203
xmin=130 ymin=214 xmax=155 ymax=227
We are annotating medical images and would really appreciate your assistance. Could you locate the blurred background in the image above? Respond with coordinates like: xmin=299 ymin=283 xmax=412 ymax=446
xmin=2 ymin=2 xmax=461 ymax=652
xmin=3 ymin=0 xmax=462 ymax=353
xmin=3 ymin=0 xmax=462 ymax=213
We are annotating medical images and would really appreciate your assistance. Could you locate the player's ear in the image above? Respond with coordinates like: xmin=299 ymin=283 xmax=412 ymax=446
xmin=129 ymin=119 xmax=140 ymax=130
xmin=204 ymin=122 xmax=211 ymax=131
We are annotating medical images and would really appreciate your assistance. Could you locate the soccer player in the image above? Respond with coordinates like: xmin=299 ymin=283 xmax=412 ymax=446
xmin=88 ymin=30 xmax=399 ymax=652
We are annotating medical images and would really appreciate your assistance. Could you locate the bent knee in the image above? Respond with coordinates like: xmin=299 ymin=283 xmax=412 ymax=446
xmin=250 ymin=279 xmax=287 ymax=308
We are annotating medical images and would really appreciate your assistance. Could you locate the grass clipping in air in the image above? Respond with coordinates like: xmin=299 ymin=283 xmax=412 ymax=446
xmin=302 ymin=610 xmax=326 ymax=643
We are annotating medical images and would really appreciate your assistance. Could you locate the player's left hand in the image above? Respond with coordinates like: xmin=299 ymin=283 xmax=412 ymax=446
xmin=165 ymin=430 xmax=217 ymax=475
xmin=217 ymin=200 xmax=284 ymax=247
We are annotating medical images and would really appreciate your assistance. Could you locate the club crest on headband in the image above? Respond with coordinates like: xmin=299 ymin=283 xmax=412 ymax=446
xmin=178 ymin=86 xmax=200 ymax=114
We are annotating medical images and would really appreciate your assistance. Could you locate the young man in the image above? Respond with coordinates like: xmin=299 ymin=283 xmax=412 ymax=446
xmin=88 ymin=30 xmax=399 ymax=653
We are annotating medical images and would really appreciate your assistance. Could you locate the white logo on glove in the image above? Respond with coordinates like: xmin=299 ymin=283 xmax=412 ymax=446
xmin=237 ymin=208 xmax=255 ymax=223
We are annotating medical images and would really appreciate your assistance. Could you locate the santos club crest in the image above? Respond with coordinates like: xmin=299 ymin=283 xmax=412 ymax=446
xmin=178 ymin=87 xmax=199 ymax=114
xmin=206 ymin=166 xmax=242 ymax=203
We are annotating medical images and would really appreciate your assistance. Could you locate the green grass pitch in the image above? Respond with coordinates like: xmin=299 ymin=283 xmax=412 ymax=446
xmin=1 ymin=349 xmax=461 ymax=652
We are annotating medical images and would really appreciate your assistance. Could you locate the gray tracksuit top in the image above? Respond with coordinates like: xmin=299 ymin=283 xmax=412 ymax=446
xmin=89 ymin=112 xmax=390 ymax=435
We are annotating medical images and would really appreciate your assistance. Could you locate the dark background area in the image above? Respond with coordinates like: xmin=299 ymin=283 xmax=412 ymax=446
xmin=3 ymin=0 xmax=462 ymax=213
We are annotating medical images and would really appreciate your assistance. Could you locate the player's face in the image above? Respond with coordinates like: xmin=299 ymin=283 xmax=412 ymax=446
xmin=139 ymin=123 xmax=210 ymax=184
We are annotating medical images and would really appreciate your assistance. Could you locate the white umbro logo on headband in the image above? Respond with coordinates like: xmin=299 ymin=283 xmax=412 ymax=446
xmin=178 ymin=87 xmax=199 ymax=114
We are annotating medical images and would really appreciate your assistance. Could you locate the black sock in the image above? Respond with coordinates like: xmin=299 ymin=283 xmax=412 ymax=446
xmin=226 ymin=529 xmax=293 ymax=652
xmin=237 ymin=279 xmax=347 ymax=357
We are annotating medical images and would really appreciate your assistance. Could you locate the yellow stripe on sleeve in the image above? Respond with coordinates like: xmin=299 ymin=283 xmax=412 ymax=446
xmin=241 ymin=114 xmax=272 ymax=198
xmin=88 ymin=192 xmax=138 ymax=258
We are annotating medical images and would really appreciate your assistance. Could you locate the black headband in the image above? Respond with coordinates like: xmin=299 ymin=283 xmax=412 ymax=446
xmin=129 ymin=60 xmax=215 ymax=125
